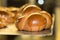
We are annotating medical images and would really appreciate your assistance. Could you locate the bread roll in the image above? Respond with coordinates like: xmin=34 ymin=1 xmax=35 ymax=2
xmin=16 ymin=5 xmax=52 ymax=32
xmin=0 ymin=7 xmax=9 ymax=28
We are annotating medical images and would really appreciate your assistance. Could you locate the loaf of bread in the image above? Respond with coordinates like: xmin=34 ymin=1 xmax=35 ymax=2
xmin=16 ymin=5 xmax=52 ymax=32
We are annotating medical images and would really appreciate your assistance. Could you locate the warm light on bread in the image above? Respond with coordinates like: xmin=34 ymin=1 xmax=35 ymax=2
xmin=16 ymin=5 xmax=52 ymax=32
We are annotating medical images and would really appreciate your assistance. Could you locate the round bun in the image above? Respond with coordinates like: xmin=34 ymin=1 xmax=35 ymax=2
xmin=16 ymin=5 xmax=52 ymax=32
xmin=0 ymin=7 xmax=18 ymax=28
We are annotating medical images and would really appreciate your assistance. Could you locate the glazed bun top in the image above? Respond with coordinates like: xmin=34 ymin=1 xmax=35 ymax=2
xmin=22 ymin=5 xmax=41 ymax=15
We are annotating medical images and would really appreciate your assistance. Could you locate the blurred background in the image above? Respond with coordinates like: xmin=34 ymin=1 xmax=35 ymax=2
xmin=0 ymin=0 xmax=60 ymax=40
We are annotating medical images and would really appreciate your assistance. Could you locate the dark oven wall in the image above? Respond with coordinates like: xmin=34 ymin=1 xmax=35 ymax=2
xmin=7 ymin=0 xmax=28 ymax=7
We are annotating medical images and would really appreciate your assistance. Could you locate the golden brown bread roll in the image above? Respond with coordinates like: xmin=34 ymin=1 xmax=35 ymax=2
xmin=0 ymin=7 xmax=18 ymax=28
xmin=0 ymin=6 xmax=23 ymax=28
xmin=16 ymin=5 xmax=52 ymax=32
xmin=0 ymin=7 xmax=9 ymax=28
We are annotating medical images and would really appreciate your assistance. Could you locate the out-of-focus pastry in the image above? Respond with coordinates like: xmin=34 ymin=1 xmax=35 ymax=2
xmin=0 ymin=7 xmax=10 ymax=28
xmin=0 ymin=7 xmax=18 ymax=28
xmin=16 ymin=5 xmax=52 ymax=32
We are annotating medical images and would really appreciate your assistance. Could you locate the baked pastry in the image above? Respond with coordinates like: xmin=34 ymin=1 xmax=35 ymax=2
xmin=0 ymin=7 xmax=18 ymax=28
xmin=16 ymin=5 xmax=52 ymax=32
xmin=0 ymin=7 xmax=10 ymax=28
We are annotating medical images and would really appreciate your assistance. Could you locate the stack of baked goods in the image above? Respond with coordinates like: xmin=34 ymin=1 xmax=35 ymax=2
xmin=0 ymin=4 xmax=52 ymax=32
